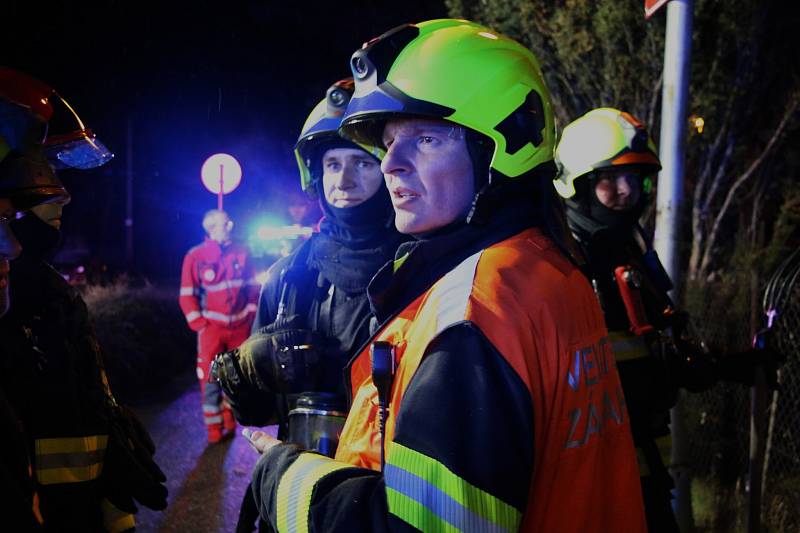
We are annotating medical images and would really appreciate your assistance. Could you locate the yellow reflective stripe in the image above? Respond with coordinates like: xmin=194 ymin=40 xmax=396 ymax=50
xmin=108 ymin=513 xmax=136 ymax=533
xmin=35 ymin=435 xmax=108 ymax=454
xmin=608 ymin=331 xmax=650 ymax=362
xmin=276 ymin=453 xmax=353 ymax=533
xmin=36 ymin=464 xmax=104 ymax=485
xmin=386 ymin=487 xmax=458 ymax=532
xmin=102 ymin=499 xmax=136 ymax=533
xmin=393 ymin=252 xmax=410 ymax=273
xmin=35 ymin=435 xmax=108 ymax=485
xmin=386 ymin=441 xmax=521 ymax=532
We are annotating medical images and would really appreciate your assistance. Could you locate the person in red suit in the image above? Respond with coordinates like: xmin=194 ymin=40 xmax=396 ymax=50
xmin=179 ymin=209 xmax=259 ymax=443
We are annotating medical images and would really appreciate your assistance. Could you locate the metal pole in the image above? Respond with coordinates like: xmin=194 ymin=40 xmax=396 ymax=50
xmin=218 ymin=164 xmax=224 ymax=211
xmin=654 ymin=0 xmax=694 ymax=530
xmin=125 ymin=117 xmax=134 ymax=264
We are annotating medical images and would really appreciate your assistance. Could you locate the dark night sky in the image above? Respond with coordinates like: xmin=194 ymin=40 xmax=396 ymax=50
xmin=2 ymin=0 xmax=448 ymax=282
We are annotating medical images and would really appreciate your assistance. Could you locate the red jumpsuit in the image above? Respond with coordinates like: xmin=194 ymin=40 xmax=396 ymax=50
xmin=179 ymin=238 xmax=259 ymax=440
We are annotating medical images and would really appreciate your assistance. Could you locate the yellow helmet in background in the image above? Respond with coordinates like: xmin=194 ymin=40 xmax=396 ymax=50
xmin=554 ymin=107 xmax=660 ymax=199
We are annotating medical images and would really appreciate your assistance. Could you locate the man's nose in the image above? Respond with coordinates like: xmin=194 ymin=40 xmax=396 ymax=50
xmin=381 ymin=142 xmax=411 ymax=177
xmin=335 ymin=163 xmax=357 ymax=189
xmin=0 ymin=220 xmax=22 ymax=261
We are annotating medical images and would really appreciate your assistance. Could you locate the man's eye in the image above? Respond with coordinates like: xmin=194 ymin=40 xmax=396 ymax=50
xmin=356 ymin=159 xmax=375 ymax=169
xmin=418 ymin=136 xmax=439 ymax=147
xmin=325 ymin=161 xmax=341 ymax=170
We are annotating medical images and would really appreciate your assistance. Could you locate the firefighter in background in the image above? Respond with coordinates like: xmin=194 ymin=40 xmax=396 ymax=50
xmin=212 ymin=77 xmax=406 ymax=532
xmin=244 ymin=20 xmax=646 ymax=532
xmin=212 ymin=78 xmax=405 ymax=434
xmin=179 ymin=209 xmax=259 ymax=443
xmin=554 ymin=107 xmax=780 ymax=532
xmin=0 ymin=66 xmax=167 ymax=532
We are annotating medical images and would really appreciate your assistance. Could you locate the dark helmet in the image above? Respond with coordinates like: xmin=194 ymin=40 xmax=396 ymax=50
xmin=294 ymin=78 xmax=382 ymax=196
xmin=0 ymin=66 xmax=113 ymax=210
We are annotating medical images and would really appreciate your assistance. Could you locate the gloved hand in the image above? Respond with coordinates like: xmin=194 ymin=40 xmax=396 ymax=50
xmin=102 ymin=405 xmax=168 ymax=513
xmin=717 ymin=328 xmax=784 ymax=389
xmin=223 ymin=383 xmax=279 ymax=427
xmin=657 ymin=332 xmax=718 ymax=393
xmin=214 ymin=314 xmax=324 ymax=395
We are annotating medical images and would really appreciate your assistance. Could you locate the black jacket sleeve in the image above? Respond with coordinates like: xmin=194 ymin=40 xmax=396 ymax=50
xmin=251 ymin=322 xmax=534 ymax=532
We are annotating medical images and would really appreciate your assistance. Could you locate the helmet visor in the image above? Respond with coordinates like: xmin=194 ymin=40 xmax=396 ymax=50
xmin=43 ymin=93 xmax=113 ymax=169
xmin=44 ymin=129 xmax=113 ymax=169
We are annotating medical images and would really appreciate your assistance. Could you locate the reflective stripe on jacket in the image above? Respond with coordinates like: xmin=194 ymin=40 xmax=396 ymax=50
xmin=34 ymin=435 xmax=108 ymax=485
xmin=179 ymin=238 xmax=259 ymax=330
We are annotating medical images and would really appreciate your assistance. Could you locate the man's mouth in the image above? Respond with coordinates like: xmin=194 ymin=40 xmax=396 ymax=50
xmin=392 ymin=188 xmax=420 ymax=206
xmin=333 ymin=197 xmax=361 ymax=205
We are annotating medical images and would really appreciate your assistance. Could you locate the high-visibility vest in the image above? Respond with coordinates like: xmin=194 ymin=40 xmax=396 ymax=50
xmin=337 ymin=227 xmax=647 ymax=532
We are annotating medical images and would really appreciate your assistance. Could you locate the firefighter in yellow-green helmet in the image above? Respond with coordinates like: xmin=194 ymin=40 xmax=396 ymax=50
xmin=555 ymin=107 xmax=782 ymax=533
xmin=244 ymin=20 xmax=646 ymax=533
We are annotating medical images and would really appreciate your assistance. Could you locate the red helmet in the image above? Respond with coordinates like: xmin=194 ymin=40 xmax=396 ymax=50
xmin=0 ymin=66 xmax=113 ymax=169
xmin=0 ymin=67 xmax=112 ymax=209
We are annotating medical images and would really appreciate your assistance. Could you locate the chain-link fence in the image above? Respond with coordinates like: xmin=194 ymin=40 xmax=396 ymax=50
xmin=684 ymin=267 xmax=800 ymax=531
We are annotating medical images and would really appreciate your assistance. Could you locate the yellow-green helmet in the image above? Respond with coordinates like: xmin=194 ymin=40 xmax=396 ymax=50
xmin=295 ymin=78 xmax=384 ymax=194
xmin=554 ymin=108 xmax=661 ymax=199
xmin=340 ymin=19 xmax=555 ymax=179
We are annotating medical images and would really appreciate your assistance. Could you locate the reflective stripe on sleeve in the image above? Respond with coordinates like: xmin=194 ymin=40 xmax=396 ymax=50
xmin=179 ymin=286 xmax=197 ymax=296
xmin=608 ymin=331 xmax=650 ymax=362
xmin=35 ymin=435 xmax=108 ymax=485
xmin=385 ymin=441 xmax=521 ymax=533
xmin=102 ymin=498 xmax=136 ymax=533
xmin=202 ymin=303 xmax=257 ymax=324
xmin=276 ymin=453 xmax=354 ymax=533
xmin=185 ymin=310 xmax=202 ymax=323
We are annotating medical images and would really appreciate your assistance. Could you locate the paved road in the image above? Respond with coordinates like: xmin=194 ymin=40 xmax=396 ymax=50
xmin=129 ymin=371 xmax=276 ymax=532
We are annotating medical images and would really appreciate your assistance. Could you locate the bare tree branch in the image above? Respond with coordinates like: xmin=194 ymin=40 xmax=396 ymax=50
xmin=698 ymin=94 xmax=799 ymax=278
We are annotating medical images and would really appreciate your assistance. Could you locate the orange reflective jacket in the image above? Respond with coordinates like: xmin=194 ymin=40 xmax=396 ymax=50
xmin=336 ymin=227 xmax=646 ymax=532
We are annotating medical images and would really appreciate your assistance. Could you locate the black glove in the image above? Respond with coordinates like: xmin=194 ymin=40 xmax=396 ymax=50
xmin=211 ymin=315 xmax=324 ymax=426
xmin=214 ymin=314 xmax=324 ymax=394
xmin=656 ymin=331 xmax=718 ymax=394
xmin=102 ymin=405 xmax=168 ymax=513
xmin=717 ymin=328 xmax=784 ymax=389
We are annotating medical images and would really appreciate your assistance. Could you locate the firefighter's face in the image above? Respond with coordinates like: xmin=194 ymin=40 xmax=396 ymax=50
xmin=594 ymin=171 xmax=642 ymax=211
xmin=31 ymin=195 xmax=70 ymax=229
xmin=381 ymin=118 xmax=474 ymax=235
xmin=0 ymin=198 xmax=22 ymax=317
xmin=321 ymin=148 xmax=383 ymax=208
xmin=207 ymin=212 xmax=233 ymax=244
